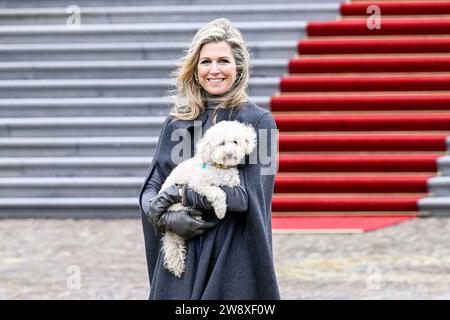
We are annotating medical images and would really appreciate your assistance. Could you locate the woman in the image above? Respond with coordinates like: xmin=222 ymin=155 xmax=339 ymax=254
xmin=138 ymin=18 xmax=280 ymax=300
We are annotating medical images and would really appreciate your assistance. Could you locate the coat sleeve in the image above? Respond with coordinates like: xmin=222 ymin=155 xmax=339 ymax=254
xmin=138 ymin=116 xmax=176 ymax=287
xmin=139 ymin=116 xmax=173 ymax=215
xmin=182 ymin=169 xmax=248 ymax=212
xmin=140 ymin=162 xmax=167 ymax=215
xmin=251 ymin=111 xmax=278 ymax=229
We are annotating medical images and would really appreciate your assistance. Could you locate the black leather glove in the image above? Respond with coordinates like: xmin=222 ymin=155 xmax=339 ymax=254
xmin=159 ymin=208 xmax=216 ymax=240
xmin=146 ymin=185 xmax=182 ymax=228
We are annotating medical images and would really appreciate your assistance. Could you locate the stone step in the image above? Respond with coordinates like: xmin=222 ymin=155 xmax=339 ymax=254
xmin=0 ymin=59 xmax=287 ymax=80
xmin=0 ymin=78 xmax=279 ymax=98
xmin=0 ymin=0 xmax=332 ymax=8
xmin=0 ymin=197 xmax=139 ymax=218
xmin=0 ymin=96 xmax=269 ymax=117
xmin=0 ymin=97 xmax=173 ymax=117
xmin=0 ymin=21 xmax=307 ymax=44
xmin=419 ymin=197 xmax=450 ymax=216
xmin=0 ymin=41 xmax=297 ymax=61
xmin=428 ymin=176 xmax=450 ymax=197
xmin=0 ymin=157 xmax=151 ymax=177
xmin=438 ymin=155 xmax=450 ymax=176
xmin=0 ymin=137 xmax=157 ymax=157
xmin=0 ymin=116 xmax=165 ymax=137
xmin=0 ymin=177 xmax=143 ymax=197
xmin=0 ymin=4 xmax=338 ymax=25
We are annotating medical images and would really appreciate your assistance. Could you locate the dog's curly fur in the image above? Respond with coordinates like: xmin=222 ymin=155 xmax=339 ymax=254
xmin=158 ymin=120 xmax=257 ymax=278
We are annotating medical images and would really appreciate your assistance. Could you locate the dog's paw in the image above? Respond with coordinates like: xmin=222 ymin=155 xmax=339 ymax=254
xmin=216 ymin=212 xmax=225 ymax=220
xmin=214 ymin=204 xmax=227 ymax=220
xmin=212 ymin=193 xmax=227 ymax=219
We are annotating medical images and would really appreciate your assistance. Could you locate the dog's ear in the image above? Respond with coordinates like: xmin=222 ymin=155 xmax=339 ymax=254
xmin=196 ymin=137 xmax=212 ymax=163
xmin=243 ymin=124 xmax=257 ymax=155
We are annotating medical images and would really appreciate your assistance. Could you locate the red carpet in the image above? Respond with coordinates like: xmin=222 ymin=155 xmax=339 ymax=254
xmin=278 ymin=155 xmax=438 ymax=172
xmin=274 ymin=176 xmax=430 ymax=193
xmin=278 ymin=134 xmax=447 ymax=152
xmin=275 ymin=114 xmax=450 ymax=132
xmin=272 ymin=196 xmax=420 ymax=212
xmin=271 ymin=95 xmax=450 ymax=112
xmin=307 ymin=19 xmax=450 ymax=37
xmin=270 ymin=0 xmax=449 ymax=233
xmin=298 ymin=38 xmax=450 ymax=55
xmin=280 ymin=75 xmax=450 ymax=92
xmin=341 ymin=1 xmax=450 ymax=16
xmin=289 ymin=56 xmax=450 ymax=74
xmin=272 ymin=216 xmax=415 ymax=233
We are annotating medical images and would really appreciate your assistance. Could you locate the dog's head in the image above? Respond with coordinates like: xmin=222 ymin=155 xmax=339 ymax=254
xmin=196 ymin=120 xmax=257 ymax=167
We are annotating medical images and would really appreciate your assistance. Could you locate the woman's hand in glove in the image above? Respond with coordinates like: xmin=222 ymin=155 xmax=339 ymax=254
xmin=145 ymin=185 xmax=183 ymax=228
xmin=159 ymin=208 xmax=216 ymax=240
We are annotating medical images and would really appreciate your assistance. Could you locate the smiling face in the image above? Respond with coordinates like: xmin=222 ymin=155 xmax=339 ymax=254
xmin=197 ymin=41 xmax=237 ymax=96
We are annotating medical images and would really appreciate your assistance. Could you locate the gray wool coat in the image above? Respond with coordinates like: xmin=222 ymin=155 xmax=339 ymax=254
xmin=138 ymin=101 xmax=280 ymax=300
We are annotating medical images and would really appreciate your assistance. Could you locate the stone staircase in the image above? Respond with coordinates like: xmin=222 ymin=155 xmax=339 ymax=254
xmin=0 ymin=0 xmax=341 ymax=217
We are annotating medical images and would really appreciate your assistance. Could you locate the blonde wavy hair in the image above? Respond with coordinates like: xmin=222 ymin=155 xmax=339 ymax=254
xmin=169 ymin=18 xmax=251 ymax=121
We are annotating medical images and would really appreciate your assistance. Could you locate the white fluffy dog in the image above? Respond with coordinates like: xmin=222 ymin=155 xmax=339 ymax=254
xmin=159 ymin=120 xmax=257 ymax=278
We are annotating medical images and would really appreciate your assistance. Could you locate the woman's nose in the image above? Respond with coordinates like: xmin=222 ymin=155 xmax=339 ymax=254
xmin=209 ymin=62 xmax=220 ymax=74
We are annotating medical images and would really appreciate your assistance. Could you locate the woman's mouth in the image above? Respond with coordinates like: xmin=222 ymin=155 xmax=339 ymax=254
xmin=208 ymin=78 xmax=225 ymax=83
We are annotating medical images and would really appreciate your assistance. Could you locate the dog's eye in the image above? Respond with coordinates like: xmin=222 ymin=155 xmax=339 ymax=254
xmin=233 ymin=140 xmax=238 ymax=144
xmin=221 ymin=142 xmax=225 ymax=146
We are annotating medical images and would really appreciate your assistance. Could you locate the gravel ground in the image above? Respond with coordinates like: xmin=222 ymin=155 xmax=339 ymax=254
xmin=1 ymin=217 xmax=449 ymax=300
